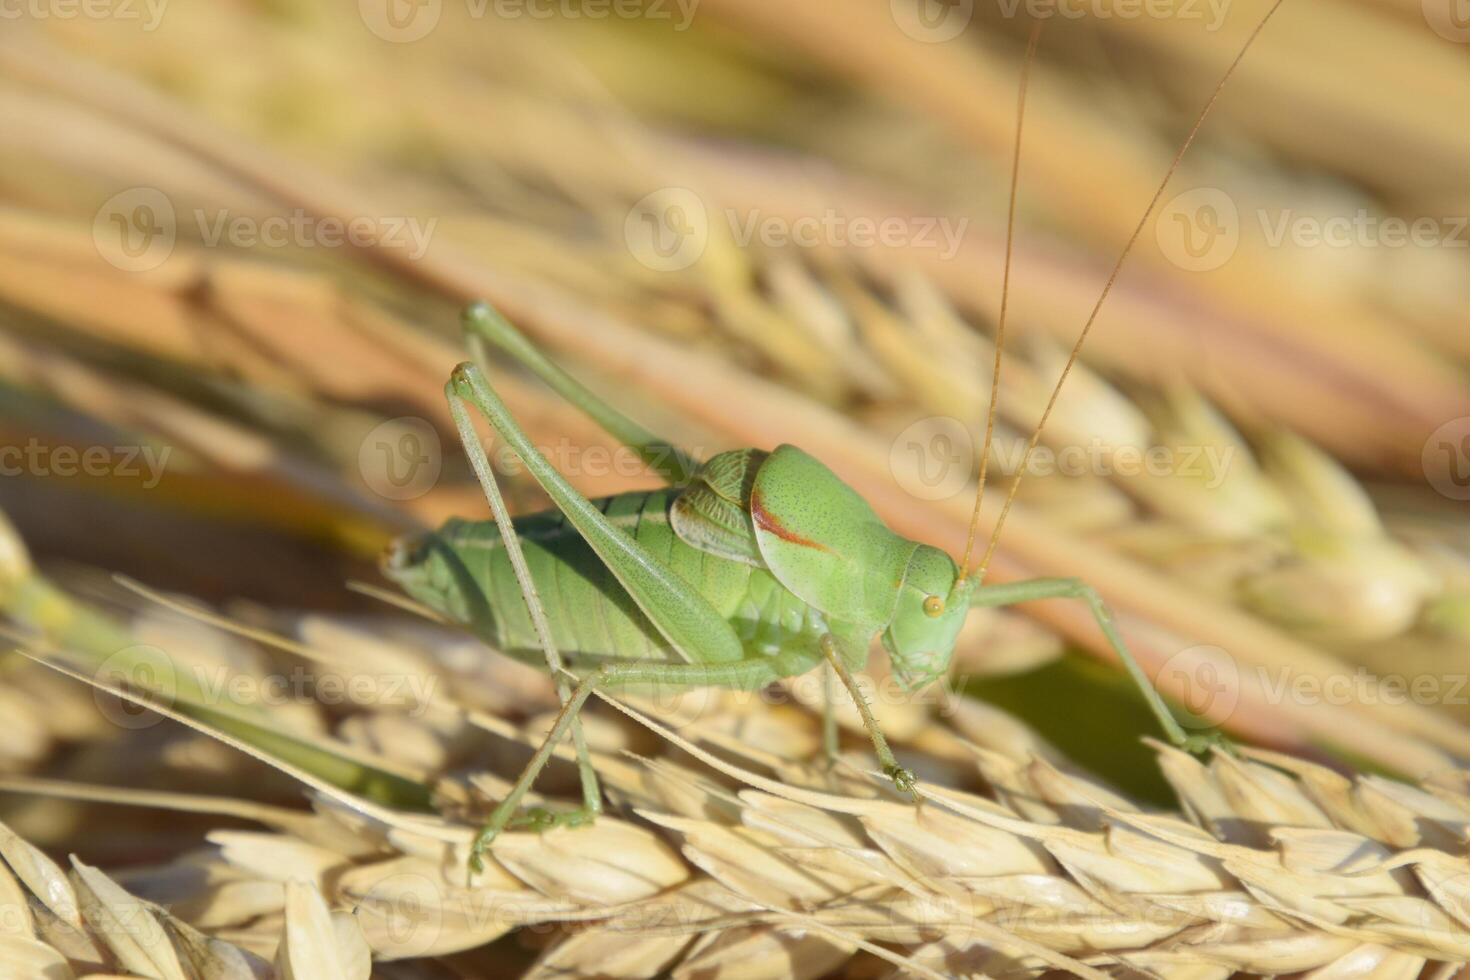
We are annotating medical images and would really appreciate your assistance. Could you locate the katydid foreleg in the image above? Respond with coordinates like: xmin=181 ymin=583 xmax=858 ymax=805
xmin=971 ymin=578 xmax=1229 ymax=754
xmin=820 ymin=633 xmax=918 ymax=798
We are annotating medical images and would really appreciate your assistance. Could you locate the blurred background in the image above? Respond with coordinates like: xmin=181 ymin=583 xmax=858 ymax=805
xmin=0 ymin=0 xmax=1468 ymax=968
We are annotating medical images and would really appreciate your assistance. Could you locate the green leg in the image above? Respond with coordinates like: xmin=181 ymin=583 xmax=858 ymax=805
xmin=469 ymin=654 xmax=808 ymax=872
xmin=445 ymin=389 xmax=603 ymax=830
xmin=461 ymin=302 xmax=699 ymax=485
xmin=973 ymin=577 xmax=1230 ymax=754
xmin=447 ymin=358 xmax=780 ymax=872
xmin=447 ymin=362 xmax=747 ymax=667
xmin=820 ymin=634 xmax=918 ymax=799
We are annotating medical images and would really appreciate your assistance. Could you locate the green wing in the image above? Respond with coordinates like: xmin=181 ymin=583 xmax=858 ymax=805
xmin=670 ymin=448 xmax=768 ymax=567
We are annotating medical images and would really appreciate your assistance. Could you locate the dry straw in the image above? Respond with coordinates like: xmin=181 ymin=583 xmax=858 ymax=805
xmin=0 ymin=510 xmax=1469 ymax=977
xmin=0 ymin=8 xmax=1464 ymax=750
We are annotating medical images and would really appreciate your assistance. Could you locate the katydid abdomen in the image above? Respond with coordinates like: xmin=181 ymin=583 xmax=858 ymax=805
xmin=389 ymin=486 xmax=826 ymax=676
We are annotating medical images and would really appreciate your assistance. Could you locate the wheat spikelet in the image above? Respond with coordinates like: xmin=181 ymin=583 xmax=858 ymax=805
xmin=1 ymin=527 xmax=1469 ymax=978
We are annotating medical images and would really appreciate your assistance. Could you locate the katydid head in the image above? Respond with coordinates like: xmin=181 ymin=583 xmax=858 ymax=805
xmin=881 ymin=544 xmax=974 ymax=691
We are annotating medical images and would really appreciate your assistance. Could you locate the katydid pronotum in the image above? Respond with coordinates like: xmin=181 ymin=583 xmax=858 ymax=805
xmin=382 ymin=8 xmax=1283 ymax=874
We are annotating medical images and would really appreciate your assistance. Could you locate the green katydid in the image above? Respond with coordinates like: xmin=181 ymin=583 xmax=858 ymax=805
xmin=382 ymin=8 xmax=1283 ymax=873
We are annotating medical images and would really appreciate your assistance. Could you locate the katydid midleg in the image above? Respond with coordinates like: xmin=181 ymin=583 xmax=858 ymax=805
xmin=382 ymin=6 xmax=1283 ymax=872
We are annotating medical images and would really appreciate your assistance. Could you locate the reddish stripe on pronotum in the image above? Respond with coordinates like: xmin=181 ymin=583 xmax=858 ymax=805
xmin=750 ymin=489 xmax=830 ymax=552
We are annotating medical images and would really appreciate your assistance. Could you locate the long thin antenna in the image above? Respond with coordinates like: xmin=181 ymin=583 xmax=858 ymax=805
xmin=972 ymin=0 xmax=1285 ymax=584
xmin=960 ymin=19 xmax=1044 ymax=578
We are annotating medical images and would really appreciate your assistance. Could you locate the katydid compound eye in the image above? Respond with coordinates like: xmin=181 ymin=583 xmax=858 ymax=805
xmin=922 ymin=595 xmax=945 ymax=618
